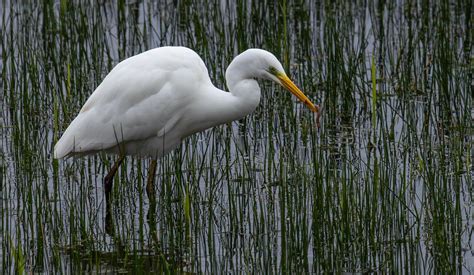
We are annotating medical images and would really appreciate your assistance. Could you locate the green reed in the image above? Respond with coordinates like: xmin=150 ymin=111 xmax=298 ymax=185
xmin=0 ymin=0 xmax=472 ymax=274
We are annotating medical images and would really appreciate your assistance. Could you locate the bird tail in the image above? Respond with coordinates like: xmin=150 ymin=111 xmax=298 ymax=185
xmin=54 ymin=134 xmax=73 ymax=159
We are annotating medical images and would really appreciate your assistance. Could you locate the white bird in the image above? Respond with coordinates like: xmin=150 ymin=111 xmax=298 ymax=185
xmin=54 ymin=46 xmax=318 ymax=231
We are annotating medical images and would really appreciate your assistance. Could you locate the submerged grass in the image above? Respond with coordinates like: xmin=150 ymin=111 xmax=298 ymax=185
xmin=1 ymin=0 xmax=472 ymax=273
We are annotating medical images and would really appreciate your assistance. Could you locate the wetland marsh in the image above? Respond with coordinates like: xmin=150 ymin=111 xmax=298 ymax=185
xmin=0 ymin=0 xmax=472 ymax=273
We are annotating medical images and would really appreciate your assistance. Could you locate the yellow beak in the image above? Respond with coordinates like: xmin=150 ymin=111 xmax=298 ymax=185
xmin=277 ymin=74 xmax=319 ymax=113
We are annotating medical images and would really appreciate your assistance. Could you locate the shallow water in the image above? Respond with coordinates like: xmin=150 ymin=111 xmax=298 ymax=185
xmin=1 ymin=1 xmax=472 ymax=273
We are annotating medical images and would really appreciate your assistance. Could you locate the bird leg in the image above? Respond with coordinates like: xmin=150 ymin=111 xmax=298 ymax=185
xmin=104 ymin=155 xmax=125 ymax=235
xmin=146 ymin=159 xmax=158 ymax=222
xmin=146 ymin=159 xmax=158 ymax=202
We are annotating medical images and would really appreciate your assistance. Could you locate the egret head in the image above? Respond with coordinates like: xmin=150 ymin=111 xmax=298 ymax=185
xmin=227 ymin=49 xmax=319 ymax=113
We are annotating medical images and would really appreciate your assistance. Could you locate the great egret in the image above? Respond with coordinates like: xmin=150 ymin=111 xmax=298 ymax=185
xmin=54 ymin=46 xmax=319 ymax=230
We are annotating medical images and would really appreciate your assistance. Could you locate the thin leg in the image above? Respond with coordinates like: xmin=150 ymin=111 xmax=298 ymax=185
xmin=146 ymin=159 xmax=159 ymax=245
xmin=104 ymin=155 xmax=125 ymax=235
xmin=146 ymin=159 xmax=158 ymax=223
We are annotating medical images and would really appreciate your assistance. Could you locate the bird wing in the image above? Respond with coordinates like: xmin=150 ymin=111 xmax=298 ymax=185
xmin=54 ymin=47 xmax=211 ymax=158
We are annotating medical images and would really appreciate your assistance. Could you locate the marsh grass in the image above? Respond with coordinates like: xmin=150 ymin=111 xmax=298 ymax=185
xmin=1 ymin=0 xmax=472 ymax=273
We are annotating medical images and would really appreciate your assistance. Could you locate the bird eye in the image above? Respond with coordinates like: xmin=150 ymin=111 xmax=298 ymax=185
xmin=268 ymin=66 xmax=279 ymax=76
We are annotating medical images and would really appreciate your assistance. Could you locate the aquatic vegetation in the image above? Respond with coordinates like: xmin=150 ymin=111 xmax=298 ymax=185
xmin=0 ymin=1 xmax=472 ymax=273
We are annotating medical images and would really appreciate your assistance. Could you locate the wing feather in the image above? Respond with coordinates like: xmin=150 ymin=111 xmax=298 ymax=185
xmin=54 ymin=47 xmax=210 ymax=158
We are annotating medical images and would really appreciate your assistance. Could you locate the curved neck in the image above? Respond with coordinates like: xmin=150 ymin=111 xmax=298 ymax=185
xmin=226 ymin=79 xmax=261 ymax=117
xmin=190 ymin=78 xmax=260 ymax=134
xmin=224 ymin=55 xmax=262 ymax=118
xmin=201 ymin=79 xmax=260 ymax=126
xmin=186 ymin=56 xmax=262 ymax=136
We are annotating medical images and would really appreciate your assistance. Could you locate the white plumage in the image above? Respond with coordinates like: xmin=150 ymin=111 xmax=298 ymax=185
xmin=54 ymin=46 xmax=318 ymax=159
